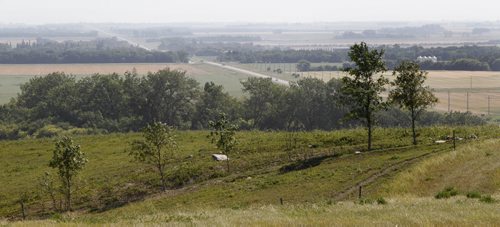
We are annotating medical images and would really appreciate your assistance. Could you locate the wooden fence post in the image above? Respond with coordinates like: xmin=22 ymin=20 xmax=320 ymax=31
xmin=453 ymin=130 xmax=456 ymax=150
xmin=20 ymin=200 xmax=26 ymax=220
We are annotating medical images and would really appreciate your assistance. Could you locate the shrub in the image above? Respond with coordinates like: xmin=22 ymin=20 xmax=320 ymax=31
xmin=466 ymin=191 xmax=481 ymax=199
xmin=376 ymin=197 xmax=387 ymax=205
xmin=479 ymin=195 xmax=496 ymax=204
xmin=0 ymin=124 xmax=23 ymax=140
xmin=358 ymin=198 xmax=374 ymax=205
xmin=35 ymin=124 xmax=64 ymax=138
xmin=168 ymin=164 xmax=204 ymax=188
xmin=435 ymin=187 xmax=459 ymax=199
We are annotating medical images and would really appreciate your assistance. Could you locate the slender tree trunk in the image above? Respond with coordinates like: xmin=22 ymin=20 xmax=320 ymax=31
xmin=66 ymin=177 xmax=71 ymax=211
xmin=20 ymin=201 xmax=26 ymax=220
xmin=157 ymin=147 xmax=166 ymax=191
xmin=411 ymin=110 xmax=417 ymax=145
xmin=50 ymin=192 xmax=56 ymax=211
xmin=367 ymin=112 xmax=372 ymax=151
xmin=226 ymin=155 xmax=230 ymax=173
xmin=159 ymin=166 xmax=166 ymax=191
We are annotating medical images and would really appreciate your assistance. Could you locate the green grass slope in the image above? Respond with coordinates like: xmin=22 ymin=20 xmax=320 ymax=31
xmin=0 ymin=126 xmax=499 ymax=224
xmin=378 ymin=138 xmax=500 ymax=197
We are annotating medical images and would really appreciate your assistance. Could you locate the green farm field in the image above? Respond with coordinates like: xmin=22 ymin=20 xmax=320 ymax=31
xmin=1 ymin=126 xmax=500 ymax=225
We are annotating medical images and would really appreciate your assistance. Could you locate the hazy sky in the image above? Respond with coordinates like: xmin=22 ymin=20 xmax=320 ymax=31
xmin=0 ymin=0 xmax=499 ymax=24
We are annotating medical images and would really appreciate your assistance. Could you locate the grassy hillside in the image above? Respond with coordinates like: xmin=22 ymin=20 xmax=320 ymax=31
xmin=378 ymin=138 xmax=500 ymax=196
xmin=0 ymin=126 xmax=499 ymax=224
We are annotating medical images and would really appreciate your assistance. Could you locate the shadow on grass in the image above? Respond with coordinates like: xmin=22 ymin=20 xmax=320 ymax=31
xmin=279 ymin=153 xmax=341 ymax=174
xmin=89 ymin=189 xmax=151 ymax=213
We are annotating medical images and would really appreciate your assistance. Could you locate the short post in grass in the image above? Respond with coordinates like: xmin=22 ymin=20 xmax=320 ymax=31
xmin=20 ymin=201 xmax=26 ymax=220
xmin=280 ymin=197 xmax=284 ymax=205
xmin=358 ymin=185 xmax=362 ymax=199
xmin=453 ymin=130 xmax=456 ymax=150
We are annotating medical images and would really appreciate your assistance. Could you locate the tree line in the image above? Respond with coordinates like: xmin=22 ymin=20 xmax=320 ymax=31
xmin=218 ymin=45 xmax=500 ymax=71
xmin=0 ymin=38 xmax=188 ymax=64
xmin=0 ymin=69 xmax=484 ymax=141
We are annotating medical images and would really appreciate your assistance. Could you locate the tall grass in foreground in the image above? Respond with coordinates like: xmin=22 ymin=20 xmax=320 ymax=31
xmin=4 ymin=196 xmax=500 ymax=226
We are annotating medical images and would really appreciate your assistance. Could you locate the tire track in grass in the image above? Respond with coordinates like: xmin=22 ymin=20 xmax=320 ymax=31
xmin=332 ymin=146 xmax=449 ymax=201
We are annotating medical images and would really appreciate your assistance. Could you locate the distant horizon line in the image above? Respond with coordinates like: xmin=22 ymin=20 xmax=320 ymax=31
xmin=1 ymin=20 xmax=500 ymax=26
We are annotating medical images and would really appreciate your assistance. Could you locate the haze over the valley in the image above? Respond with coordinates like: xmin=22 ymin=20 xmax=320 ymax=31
xmin=1 ymin=0 xmax=500 ymax=24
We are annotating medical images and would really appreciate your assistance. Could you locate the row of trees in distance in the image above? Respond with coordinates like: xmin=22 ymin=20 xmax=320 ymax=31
xmin=0 ymin=38 xmax=187 ymax=64
xmin=218 ymin=45 xmax=500 ymax=71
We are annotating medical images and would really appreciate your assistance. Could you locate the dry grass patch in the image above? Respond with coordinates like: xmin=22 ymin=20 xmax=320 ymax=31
xmin=6 ymin=196 xmax=500 ymax=226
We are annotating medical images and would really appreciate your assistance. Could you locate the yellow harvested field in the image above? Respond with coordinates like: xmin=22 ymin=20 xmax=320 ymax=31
xmin=300 ymin=70 xmax=500 ymax=115
xmin=302 ymin=70 xmax=500 ymax=89
xmin=0 ymin=63 xmax=200 ymax=76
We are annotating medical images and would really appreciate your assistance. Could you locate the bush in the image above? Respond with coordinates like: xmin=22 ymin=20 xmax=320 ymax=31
xmin=0 ymin=124 xmax=23 ymax=140
xmin=435 ymin=187 xmax=459 ymax=199
xmin=466 ymin=191 xmax=481 ymax=199
xmin=491 ymin=59 xmax=500 ymax=71
xmin=34 ymin=124 xmax=103 ymax=138
xmin=479 ymin=195 xmax=496 ymax=203
xmin=168 ymin=164 xmax=204 ymax=188
xmin=376 ymin=197 xmax=387 ymax=205
xmin=34 ymin=124 xmax=64 ymax=138
xmin=358 ymin=198 xmax=374 ymax=205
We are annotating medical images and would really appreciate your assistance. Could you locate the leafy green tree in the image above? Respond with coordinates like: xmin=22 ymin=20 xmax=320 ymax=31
xmin=340 ymin=42 xmax=389 ymax=150
xmin=209 ymin=113 xmax=238 ymax=172
xmin=192 ymin=82 xmax=240 ymax=129
xmin=389 ymin=61 xmax=438 ymax=145
xmin=138 ymin=69 xmax=199 ymax=127
xmin=296 ymin=60 xmax=311 ymax=72
xmin=49 ymin=136 xmax=87 ymax=211
xmin=129 ymin=122 xmax=177 ymax=191
xmin=287 ymin=78 xmax=329 ymax=130
xmin=491 ymin=58 xmax=500 ymax=71
xmin=241 ymin=77 xmax=287 ymax=129
xmin=18 ymin=192 xmax=33 ymax=220
xmin=77 ymin=74 xmax=127 ymax=121
xmin=17 ymin=73 xmax=78 ymax=121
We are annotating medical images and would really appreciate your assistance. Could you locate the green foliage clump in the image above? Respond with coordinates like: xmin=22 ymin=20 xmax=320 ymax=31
xmin=466 ymin=191 xmax=481 ymax=199
xmin=168 ymin=164 xmax=204 ymax=188
xmin=0 ymin=124 xmax=24 ymax=140
xmin=49 ymin=136 xmax=88 ymax=211
xmin=358 ymin=198 xmax=374 ymax=205
xmin=340 ymin=42 xmax=389 ymax=150
xmin=435 ymin=187 xmax=459 ymax=199
xmin=209 ymin=113 xmax=238 ymax=172
xmin=34 ymin=124 xmax=101 ymax=138
xmin=128 ymin=122 xmax=177 ymax=191
xmin=389 ymin=61 xmax=438 ymax=145
xmin=479 ymin=195 xmax=496 ymax=204
xmin=376 ymin=197 xmax=388 ymax=205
